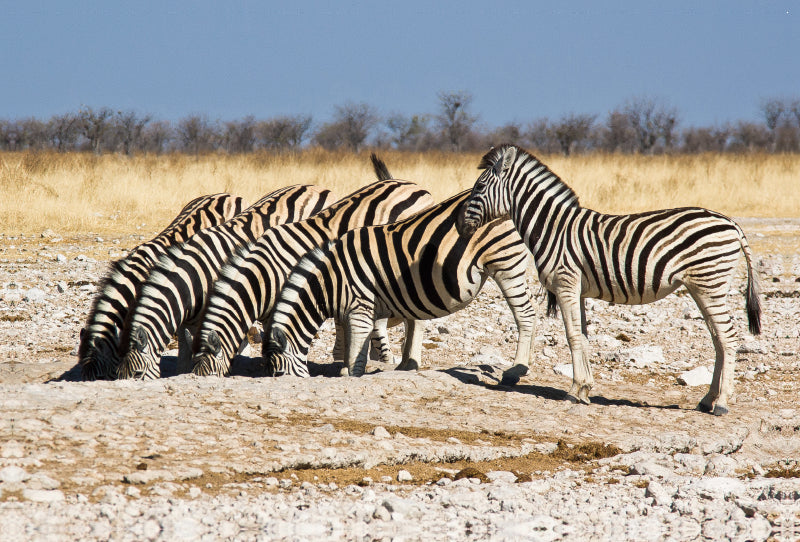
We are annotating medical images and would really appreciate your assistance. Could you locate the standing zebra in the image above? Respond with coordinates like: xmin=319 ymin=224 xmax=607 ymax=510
xmin=456 ymin=144 xmax=761 ymax=415
xmin=189 ymin=175 xmax=434 ymax=377
xmin=264 ymin=187 xmax=536 ymax=379
xmin=116 ymin=185 xmax=335 ymax=379
xmin=78 ymin=192 xmax=245 ymax=380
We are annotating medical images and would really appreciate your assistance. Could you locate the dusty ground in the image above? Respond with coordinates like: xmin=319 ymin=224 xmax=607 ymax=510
xmin=0 ymin=217 xmax=799 ymax=540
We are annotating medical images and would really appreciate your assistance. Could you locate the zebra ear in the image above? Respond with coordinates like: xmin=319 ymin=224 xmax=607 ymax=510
xmin=270 ymin=328 xmax=287 ymax=350
xmin=132 ymin=326 xmax=147 ymax=352
xmin=207 ymin=331 xmax=221 ymax=355
xmin=494 ymin=146 xmax=517 ymax=178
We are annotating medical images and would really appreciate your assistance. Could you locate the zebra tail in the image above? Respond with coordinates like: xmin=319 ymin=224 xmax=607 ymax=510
xmin=740 ymin=232 xmax=762 ymax=336
xmin=370 ymin=153 xmax=392 ymax=181
xmin=546 ymin=291 xmax=558 ymax=318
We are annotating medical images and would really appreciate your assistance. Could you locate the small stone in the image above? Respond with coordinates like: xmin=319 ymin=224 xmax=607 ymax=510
xmin=56 ymin=281 xmax=68 ymax=293
xmin=737 ymin=340 xmax=767 ymax=354
xmin=23 ymin=288 xmax=47 ymax=303
xmin=397 ymin=470 xmax=413 ymax=482
xmin=0 ymin=466 xmax=30 ymax=483
xmin=553 ymin=363 xmax=573 ymax=378
xmin=22 ymin=489 xmax=65 ymax=503
xmin=608 ymin=345 xmax=665 ymax=368
xmin=372 ymin=426 xmax=391 ymax=439
xmin=645 ymin=480 xmax=673 ymax=506
xmin=677 ymin=366 xmax=713 ymax=387
xmin=55 ymin=254 xmax=67 ymax=263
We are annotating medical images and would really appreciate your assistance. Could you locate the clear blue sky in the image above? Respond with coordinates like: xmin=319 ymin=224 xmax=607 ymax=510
xmin=1 ymin=1 xmax=797 ymax=128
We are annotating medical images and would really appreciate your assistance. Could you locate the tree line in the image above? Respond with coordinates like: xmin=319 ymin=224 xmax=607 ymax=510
xmin=2 ymin=93 xmax=799 ymax=155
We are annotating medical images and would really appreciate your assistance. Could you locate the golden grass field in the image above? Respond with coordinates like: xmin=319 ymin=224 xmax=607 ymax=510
xmin=0 ymin=150 xmax=798 ymax=236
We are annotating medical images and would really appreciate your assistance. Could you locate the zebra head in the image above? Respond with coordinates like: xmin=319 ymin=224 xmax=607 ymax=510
xmin=78 ymin=326 xmax=120 ymax=381
xmin=116 ymin=326 xmax=159 ymax=380
xmin=191 ymin=330 xmax=227 ymax=377
xmin=456 ymin=144 xmax=517 ymax=237
xmin=263 ymin=327 xmax=310 ymax=378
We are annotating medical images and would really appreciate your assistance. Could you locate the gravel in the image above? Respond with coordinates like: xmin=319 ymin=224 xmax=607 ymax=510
xmin=1 ymin=219 xmax=799 ymax=541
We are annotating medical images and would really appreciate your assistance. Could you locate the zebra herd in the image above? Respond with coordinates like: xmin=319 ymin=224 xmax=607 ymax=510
xmin=78 ymin=145 xmax=761 ymax=416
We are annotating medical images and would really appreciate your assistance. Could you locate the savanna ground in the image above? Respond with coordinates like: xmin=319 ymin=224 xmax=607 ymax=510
xmin=0 ymin=151 xmax=799 ymax=540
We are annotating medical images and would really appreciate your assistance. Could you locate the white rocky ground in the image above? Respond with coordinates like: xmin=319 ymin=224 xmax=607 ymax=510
xmin=0 ymin=218 xmax=799 ymax=541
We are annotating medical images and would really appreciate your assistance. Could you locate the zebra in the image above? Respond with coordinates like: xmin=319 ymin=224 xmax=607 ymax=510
xmin=115 ymin=184 xmax=335 ymax=379
xmin=189 ymin=174 xmax=435 ymax=377
xmin=78 ymin=192 xmax=245 ymax=380
xmin=456 ymin=144 xmax=761 ymax=416
xmin=263 ymin=186 xmax=535 ymax=380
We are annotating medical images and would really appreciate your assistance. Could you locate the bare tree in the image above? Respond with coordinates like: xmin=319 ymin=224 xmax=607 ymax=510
xmin=436 ymin=91 xmax=478 ymax=151
xmin=761 ymin=98 xmax=785 ymax=132
xmin=47 ymin=113 xmax=81 ymax=151
xmin=177 ymin=114 xmax=218 ymax=155
xmin=551 ymin=113 xmax=595 ymax=156
xmin=313 ymin=102 xmax=378 ymax=152
xmin=257 ymin=115 xmax=312 ymax=150
xmin=525 ymin=118 xmax=556 ymax=154
xmin=221 ymin=116 xmax=257 ymax=154
xmin=596 ymin=110 xmax=637 ymax=153
xmin=622 ymin=97 xmax=678 ymax=154
xmin=680 ymin=125 xmax=730 ymax=153
xmin=113 ymin=110 xmax=151 ymax=155
xmin=483 ymin=122 xmax=523 ymax=149
xmin=141 ymin=120 xmax=173 ymax=154
xmin=728 ymin=121 xmax=771 ymax=152
xmin=79 ymin=107 xmax=114 ymax=154
xmin=385 ymin=113 xmax=433 ymax=151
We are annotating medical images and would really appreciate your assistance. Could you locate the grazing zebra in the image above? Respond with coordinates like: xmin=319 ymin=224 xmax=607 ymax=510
xmin=264 ymin=187 xmax=535 ymax=379
xmin=456 ymin=144 xmax=761 ymax=415
xmin=189 ymin=174 xmax=434 ymax=377
xmin=78 ymin=193 xmax=244 ymax=380
xmin=116 ymin=185 xmax=335 ymax=379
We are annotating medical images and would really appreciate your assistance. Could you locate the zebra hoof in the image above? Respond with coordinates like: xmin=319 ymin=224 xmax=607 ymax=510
xmin=696 ymin=401 xmax=713 ymax=414
xmin=712 ymin=405 xmax=729 ymax=417
xmin=500 ymin=364 xmax=528 ymax=386
xmin=339 ymin=367 xmax=350 ymax=377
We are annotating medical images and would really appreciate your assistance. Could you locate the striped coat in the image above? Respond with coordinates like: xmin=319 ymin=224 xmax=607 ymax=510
xmin=457 ymin=144 xmax=761 ymax=415
xmin=115 ymin=185 xmax=335 ymax=379
xmin=78 ymin=193 xmax=244 ymax=380
xmin=265 ymin=189 xmax=534 ymax=380
xmin=190 ymin=177 xmax=435 ymax=377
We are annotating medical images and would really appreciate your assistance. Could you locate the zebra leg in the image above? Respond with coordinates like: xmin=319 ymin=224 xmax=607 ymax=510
xmin=492 ymin=271 xmax=536 ymax=386
xmin=175 ymin=326 xmax=194 ymax=375
xmin=369 ymin=318 xmax=394 ymax=364
xmin=686 ymin=284 xmax=738 ymax=416
xmin=558 ymin=291 xmax=593 ymax=404
xmin=333 ymin=320 xmax=345 ymax=361
xmin=396 ymin=320 xmax=422 ymax=371
xmin=343 ymin=312 xmax=374 ymax=377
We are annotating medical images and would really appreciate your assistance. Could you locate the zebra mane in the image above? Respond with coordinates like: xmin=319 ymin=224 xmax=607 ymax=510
xmin=479 ymin=143 xmax=580 ymax=208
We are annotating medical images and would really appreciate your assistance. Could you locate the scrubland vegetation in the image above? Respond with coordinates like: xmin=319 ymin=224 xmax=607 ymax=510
xmin=0 ymin=150 xmax=797 ymax=235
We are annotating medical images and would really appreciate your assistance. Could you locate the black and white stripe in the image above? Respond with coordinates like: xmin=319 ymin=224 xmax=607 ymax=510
xmin=190 ymin=175 xmax=434 ymax=377
xmin=78 ymin=193 xmax=244 ymax=380
xmin=456 ymin=144 xmax=762 ymax=415
xmin=115 ymin=185 xmax=335 ymax=379
xmin=264 ymin=187 xmax=534 ymax=379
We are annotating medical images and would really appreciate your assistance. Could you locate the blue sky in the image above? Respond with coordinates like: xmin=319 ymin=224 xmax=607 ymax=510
xmin=1 ymin=1 xmax=797 ymax=128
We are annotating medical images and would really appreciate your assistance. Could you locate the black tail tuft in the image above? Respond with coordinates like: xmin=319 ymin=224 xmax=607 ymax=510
xmin=746 ymin=273 xmax=762 ymax=335
xmin=546 ymin=291 xmax=558 ymax=318
xmin=370 ymin=153 xmax=392 ymax=181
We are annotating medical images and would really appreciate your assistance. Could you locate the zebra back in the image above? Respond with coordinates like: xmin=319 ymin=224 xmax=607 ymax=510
xmin=115 ymin=185 xmax=334 ymax=379
xmin=191 ymin=178 xmax=435 ymax=376
xmin=78 ymin=192 xmax=243 ymax=381
xmin=266 ymin=189 xmax=532 ymax=377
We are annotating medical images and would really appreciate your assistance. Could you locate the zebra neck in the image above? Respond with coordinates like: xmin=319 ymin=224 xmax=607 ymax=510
xmin=510 ymin=176 xmax=582 ymax=267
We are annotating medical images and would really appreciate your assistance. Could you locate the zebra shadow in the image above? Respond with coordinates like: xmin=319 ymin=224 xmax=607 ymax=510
xmin=441 ymin=366 xmax=680 ymax=410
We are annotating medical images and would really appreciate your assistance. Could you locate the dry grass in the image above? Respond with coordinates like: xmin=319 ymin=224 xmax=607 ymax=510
xmin=1 ymin=150 xmax=797 ymax=236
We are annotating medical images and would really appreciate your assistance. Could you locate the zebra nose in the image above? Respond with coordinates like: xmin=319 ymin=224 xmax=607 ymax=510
xmin=272 ymin=370 xmax=286 ymax=377
xmin=133 ymin=370 xmax=145 ymax=379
